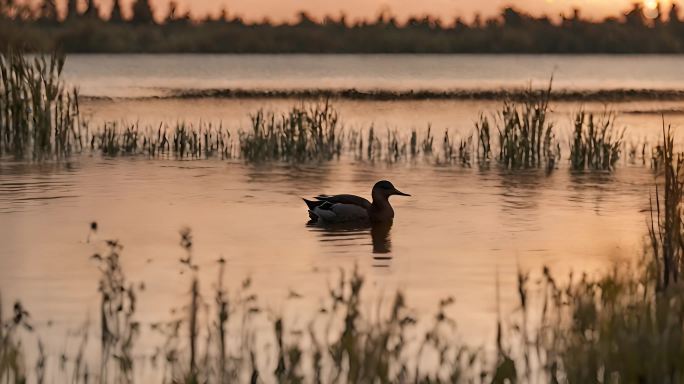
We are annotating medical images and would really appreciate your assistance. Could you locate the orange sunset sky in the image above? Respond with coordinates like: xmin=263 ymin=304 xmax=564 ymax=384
xmin=48 ymin=0 xmax=672 ymax=22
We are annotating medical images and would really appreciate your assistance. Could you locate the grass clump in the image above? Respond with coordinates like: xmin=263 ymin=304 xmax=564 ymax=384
xmin=570 ymin=110 xmax=625 ymax=171
xmin=496 ymin=85 xmax=558 ymax=169
xmin=476 ymin=114 xmax=492 ymax=161
xmin=475 ymin=83 xmax=558 ymax=170
xmin=385 ymin=129 xmax=408 ymax=163
xmin=0 ymin=50 xmax=83 ymax=159
xmin=420 ymin=124 xmax=435 ymax=156
xmin=518 ymin=262 xmax=684 ymax=383
xmin=240 ymin=100 xmax=343 ymax=162
xmin=649 ymin=124 xmax=684 ymax=290
xmin=92 ymin=121 xmax=233 ymax=159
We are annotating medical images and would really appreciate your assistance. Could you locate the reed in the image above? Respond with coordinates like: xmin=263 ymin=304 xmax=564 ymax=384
xmin=385 ymin=129 xmax=407 ymax=163
xmin=92 ymin=121 xmax=233 ymax=159
xmin=627 ymin=139 xmax=649 ymax=165
xmin=0 ymin=55 xmax=645 ymax=171
xmin=570 ymin=110 xmax=625 ymax=171
xmin=648 ymin=124 xmax=684 ymax=290
xmin=0 ymin=50 xmax=83 ymax=159
xmin=239 ymin=100 xmax=342 ymax=162
xmin=421 ymin=124 xmax=435 ymax=156
xmin=85 ymin=114 xmax=465 ymax=165
xmin=476 ymin=113 xmax=491 ymax=161
xmin=409 ymin=129 xmax=418 ymax=158
xmin=440 ymin=129 xmax=456 ymax=163
xmin=77 ymin=103 xmax=659 ymax=173
xmin=0 ymin=228 xmax=486 ymax=383
xmin=493 ymin=82 xmax=559 ymax=169
xmin=91 ymin=237 xmax=139 ymax=383
xmin=435 ymin=130 xmax=473 ymax=166
xmin=364 ymin=125 xmax=381 ymax=161
xmin=2 ymin=214 xmax=684 ymax=383
xmin=458 ymin=133 xmax=473 ymax=166
xmin=516 ymin=125 xmax=684 ymax=383
xmin=515 ymin=262 xmax=684 ymax=383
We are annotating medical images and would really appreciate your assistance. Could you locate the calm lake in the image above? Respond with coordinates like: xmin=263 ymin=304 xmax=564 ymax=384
xmin=2 ymin=54 xmax=683 ymax=350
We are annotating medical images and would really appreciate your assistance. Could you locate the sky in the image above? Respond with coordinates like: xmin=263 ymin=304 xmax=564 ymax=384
xmin=51 ymin=0 xmax=672 ymax=23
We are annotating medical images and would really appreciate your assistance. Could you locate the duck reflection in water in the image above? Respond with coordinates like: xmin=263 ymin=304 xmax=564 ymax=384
xmin=371 ymin=220 xmax=393 ymax=255
xmin=306 ymin=220 xmax=395 ymax=260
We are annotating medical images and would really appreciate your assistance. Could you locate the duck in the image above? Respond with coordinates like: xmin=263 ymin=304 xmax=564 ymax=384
xmin=303 ymin=180 xmax=411 ymax=224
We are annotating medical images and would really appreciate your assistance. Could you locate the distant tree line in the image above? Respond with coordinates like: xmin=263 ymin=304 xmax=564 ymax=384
xmin=1 ymin=0 xmax=684 ymax=53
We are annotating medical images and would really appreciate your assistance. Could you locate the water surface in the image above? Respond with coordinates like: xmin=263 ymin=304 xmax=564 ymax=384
xmin=62 ymin=54 xmax=684 ymax=98
xmin=0 ymin=156 xmax=656 ymax=347
xmin=1 ymin=54 xmax=680 ymax=349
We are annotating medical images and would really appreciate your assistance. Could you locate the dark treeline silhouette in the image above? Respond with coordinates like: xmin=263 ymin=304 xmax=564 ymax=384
xmin=2 ymin=0 xmax=684 ymax=53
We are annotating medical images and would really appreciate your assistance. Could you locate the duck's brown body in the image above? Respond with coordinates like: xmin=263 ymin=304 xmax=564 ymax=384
xmin=304 ymin=181 xmax=410 ymax=224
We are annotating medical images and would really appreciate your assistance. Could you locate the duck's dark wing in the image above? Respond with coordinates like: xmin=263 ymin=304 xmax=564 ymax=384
xmin=303 ymin=198 xmax=326 ymax=211
xmin=315 ymin=194 xmax=371 ymax=209
xmin=303 ymin=199 xmax=336 ymax=223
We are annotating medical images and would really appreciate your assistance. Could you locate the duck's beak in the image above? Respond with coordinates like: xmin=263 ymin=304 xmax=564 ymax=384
xmin=393 ymin=189 xmax=411 ymax=197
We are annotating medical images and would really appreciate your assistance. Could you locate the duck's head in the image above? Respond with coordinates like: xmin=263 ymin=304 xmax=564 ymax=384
xmin=372 ymin=180 xmax=411 ymax=199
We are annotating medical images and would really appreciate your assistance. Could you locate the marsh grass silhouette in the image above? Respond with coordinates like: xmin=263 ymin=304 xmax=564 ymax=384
xmin=648 ymin=123 xmax=684 ymax=290
xmin=0 ymin=50 xmax=657 ymax=172
xmin=570 ymin=110 xmax=625 ymax=171
xmin=489 ymin=81 xmax=560 ymax=170
xmin=0 ymin=50 xmax=83 ymax=159
xmin=240 ymin=101 xmax=342 ymax=162
xmin=5 ymin=172 xmax=684 ymax=383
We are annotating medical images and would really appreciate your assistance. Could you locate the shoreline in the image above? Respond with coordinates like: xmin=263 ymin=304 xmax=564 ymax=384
xmin=81 ymin=87 xmax=684 ymax=103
